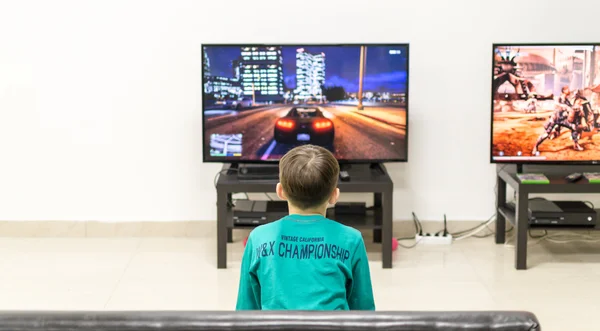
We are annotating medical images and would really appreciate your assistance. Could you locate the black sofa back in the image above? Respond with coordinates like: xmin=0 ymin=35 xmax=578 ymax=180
xmin=0 ymin=311 xmax=541 ymax=331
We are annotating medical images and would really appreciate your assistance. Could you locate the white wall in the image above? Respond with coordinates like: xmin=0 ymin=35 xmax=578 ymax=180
xmin=1 ymin=0 xmax=598 ymax=222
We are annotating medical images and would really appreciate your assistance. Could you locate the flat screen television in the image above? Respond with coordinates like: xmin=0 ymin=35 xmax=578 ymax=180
xmin=491 ymin=43 xmax=600 ymax=164
xmin=202 ymin=44 xmax=409 ymax=163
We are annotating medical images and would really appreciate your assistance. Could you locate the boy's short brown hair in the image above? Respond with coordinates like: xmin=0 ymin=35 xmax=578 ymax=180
xmin=279 ymin=145 xmax=339 ymax=209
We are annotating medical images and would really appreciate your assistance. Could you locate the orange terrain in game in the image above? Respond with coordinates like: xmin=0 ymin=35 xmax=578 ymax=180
xmin=492 ymin=104 xmax=600 ymax=160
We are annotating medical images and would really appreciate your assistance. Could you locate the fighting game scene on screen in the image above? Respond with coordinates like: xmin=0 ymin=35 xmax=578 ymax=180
xmin=492 ymin=45 xmax=600 ymax=162
xmin=202 ymin=45 xmax=408 ymax=161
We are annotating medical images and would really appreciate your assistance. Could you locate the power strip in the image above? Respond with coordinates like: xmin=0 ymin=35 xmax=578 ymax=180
xmin=415 ymin=234 xmax=453 ymax=245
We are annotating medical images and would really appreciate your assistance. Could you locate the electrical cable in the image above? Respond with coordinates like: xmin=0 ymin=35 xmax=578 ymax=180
xmin=396 ymin=236 xmax=416 ymax=241
xmin=396 ymin=237 xmax=422 ymax=249
xmin=214 ymin=170 xmax=248 ymax=202
xmin=414 ymin=212 xmax=422 ymax=235
xmin=472 ymin=231 xmax=495 ymax=239
xmin=395 ymin=212 xmax=424 ymax=248
xmin=529 ymin=229 xmax=547 ymax=239
xmin=504 ymin=232 xmax=544 ymax=247
xmin=545 ymin=237 xmax=600 ymax=244
xmin=404 ymin=210 xmax=512 ymax=243
xmin=432 ymin=210 xmax=514 ymax=239
xmin=542 ymin=231 xmax=600 ymax=240
xmin=472 ymin=224 xmax=513 ymax=238
xmin=411 ymin=212 xmax=423 ymax=235
xmin=504 ymin=230 xmax=600 ymax=247
xmin=214 ymin=168 xmax=238 ymax=187
xmin=410 ymin=212 xmax=506 ymax=240
xmin=430 ymin=214 xmax=450 ymax=236
xmin=214 ymin=168 xmax=241 ymax=208
xmin=443 ymin=214 xmax=448 ymax=236
xmin=451 ymin=214 xmax=496 ymax=237
xmin=453 ymin=216 xmax=496 ymax=241
xmin=398 ymin=213 xmax=421 ymax=240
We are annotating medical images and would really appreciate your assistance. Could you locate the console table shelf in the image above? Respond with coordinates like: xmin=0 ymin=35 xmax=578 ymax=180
xmin=325 ymin=209 xmax=383 ymax=230
xmin=496 ymin=165 xmax=600 ymax=270
xmin=231 ymin=209 xmax=383 ymax=230
xmin=216 ymin=163 xmax=394 ymax=269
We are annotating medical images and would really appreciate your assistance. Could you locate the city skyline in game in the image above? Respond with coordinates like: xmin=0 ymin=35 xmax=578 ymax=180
xmin=202 ymin=45 xmax=408 ymax=103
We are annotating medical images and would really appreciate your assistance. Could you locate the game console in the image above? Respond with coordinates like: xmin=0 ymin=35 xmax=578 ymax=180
xmin=237 ymin=165 xmax=279 ymax=180
xmin=507 ymin=200 xmax=596 ymax=227
xmin=233 ymin=200 xmax=288 ymax=225
xmin=334 ymin=202 xmax=366 ymax=215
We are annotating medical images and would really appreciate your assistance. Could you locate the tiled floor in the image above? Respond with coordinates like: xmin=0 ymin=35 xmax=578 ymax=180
xmin=1 ymin=232 xmax=599 ymax=331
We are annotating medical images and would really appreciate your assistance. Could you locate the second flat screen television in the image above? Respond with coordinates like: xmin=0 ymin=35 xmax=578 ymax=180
xmin=202 ymin=44 xmax=409 ymax=163
xmin=491 ymin=44 xmax=600 ymax=164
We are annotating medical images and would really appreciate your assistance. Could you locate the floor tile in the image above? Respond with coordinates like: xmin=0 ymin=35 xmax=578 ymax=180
xmin=0 ymin=235 xmax=599 ymax=330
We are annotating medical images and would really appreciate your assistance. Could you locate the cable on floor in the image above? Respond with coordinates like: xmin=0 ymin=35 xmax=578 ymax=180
xmin=453 ymin=216 xmax=497 ymax=241
xmin=504 ymin=229 xmax=600 ymax=247
xmin=396 ymin=237 xmax=422 ymax=249
xmin=394 ymin=212 xmax=424 ymax=249
xmin=449 ymin=214 xmax=499 ymax=241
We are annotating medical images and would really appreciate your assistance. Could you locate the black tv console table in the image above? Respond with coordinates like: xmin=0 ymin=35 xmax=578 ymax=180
xmin=215 ymin=163 xmax=394 ymax=269
xmin=496 ymin=165 xmax=600 ymax=270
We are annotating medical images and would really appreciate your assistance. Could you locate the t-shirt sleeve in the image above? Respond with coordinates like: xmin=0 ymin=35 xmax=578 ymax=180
xmin=235 ymin=236 xmax=261 ymax=310
xmin=347 ymin=236 xmax=375 ymax=310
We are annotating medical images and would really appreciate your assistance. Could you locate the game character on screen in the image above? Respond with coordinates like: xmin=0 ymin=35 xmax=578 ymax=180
xmin=566 ymin=94 xmax=586 ymax=151
xmin=574 ymin=89 xmax=597 ymax=131
xmin=587 ymin=88 xmax=600 ymax=129
xmin=236 ymin=145 xmax=375 ymax=311
xmin=525 ymin=94 xmax=538 ymax=113
xmin=558 ymin=86 xmax=573 ymax=108
xmin=552 ymin=86 xmax=575 ymax=138
xmin=532 ymin=87 xmax=577 ymax=154
xmin=560 ymin=89 xmax=600 ymax=150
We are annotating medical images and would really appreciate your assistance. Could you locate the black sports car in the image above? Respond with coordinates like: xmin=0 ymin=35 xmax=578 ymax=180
xmin=274 ymin=107 xmax=335 ymax=146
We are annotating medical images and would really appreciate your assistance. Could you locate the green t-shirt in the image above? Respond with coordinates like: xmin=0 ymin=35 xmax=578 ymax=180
xmin=236 ymin=214 xmax=375 ymax=310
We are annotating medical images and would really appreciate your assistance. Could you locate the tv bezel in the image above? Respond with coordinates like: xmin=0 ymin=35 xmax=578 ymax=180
xmin=490 ymin=42 xmax=600 ymax=165
xmin=201 ymin=43 xmax=410 ymax=164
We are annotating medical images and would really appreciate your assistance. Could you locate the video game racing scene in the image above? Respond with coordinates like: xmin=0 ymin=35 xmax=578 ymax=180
xmin=492 ymin=45 xmax=600 ymax=162
xmin=202 ymin=44 xmax=408 ymax=162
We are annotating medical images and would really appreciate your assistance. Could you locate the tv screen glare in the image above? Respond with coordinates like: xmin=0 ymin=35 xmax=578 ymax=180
xmin=491 ymin=44 xmax=600 ymax=164
xmin=202 ymin=44 xmax=409 ymax=163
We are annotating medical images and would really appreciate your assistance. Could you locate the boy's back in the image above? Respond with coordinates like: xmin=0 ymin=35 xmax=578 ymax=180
xmin=235 ymin=144 xmax=375 ymax=310
xmin=236 ymin=214 xmax=374 ymax=310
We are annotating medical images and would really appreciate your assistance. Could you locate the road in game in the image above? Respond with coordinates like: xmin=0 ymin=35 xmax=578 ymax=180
xmin=204 ymin=104 xmax=406 ymax=161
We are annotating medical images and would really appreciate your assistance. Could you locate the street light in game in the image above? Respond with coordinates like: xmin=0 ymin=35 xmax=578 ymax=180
xmin=357 ymin=46 xmax=367 ymax=110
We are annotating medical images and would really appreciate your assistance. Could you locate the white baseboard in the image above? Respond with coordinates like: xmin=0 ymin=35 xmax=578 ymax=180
xmin=0 ymin=220 xmax=490 ymax=238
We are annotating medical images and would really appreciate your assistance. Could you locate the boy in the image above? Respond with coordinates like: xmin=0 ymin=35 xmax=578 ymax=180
xmin=236 ymin=145 xmax=375 ymax=311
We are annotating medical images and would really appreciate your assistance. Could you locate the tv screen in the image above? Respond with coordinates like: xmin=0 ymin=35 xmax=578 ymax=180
xmin=491 ymin=44 xmax=600 ymax=164
xmin=202 ymin=44 xmax=409 ymax=163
